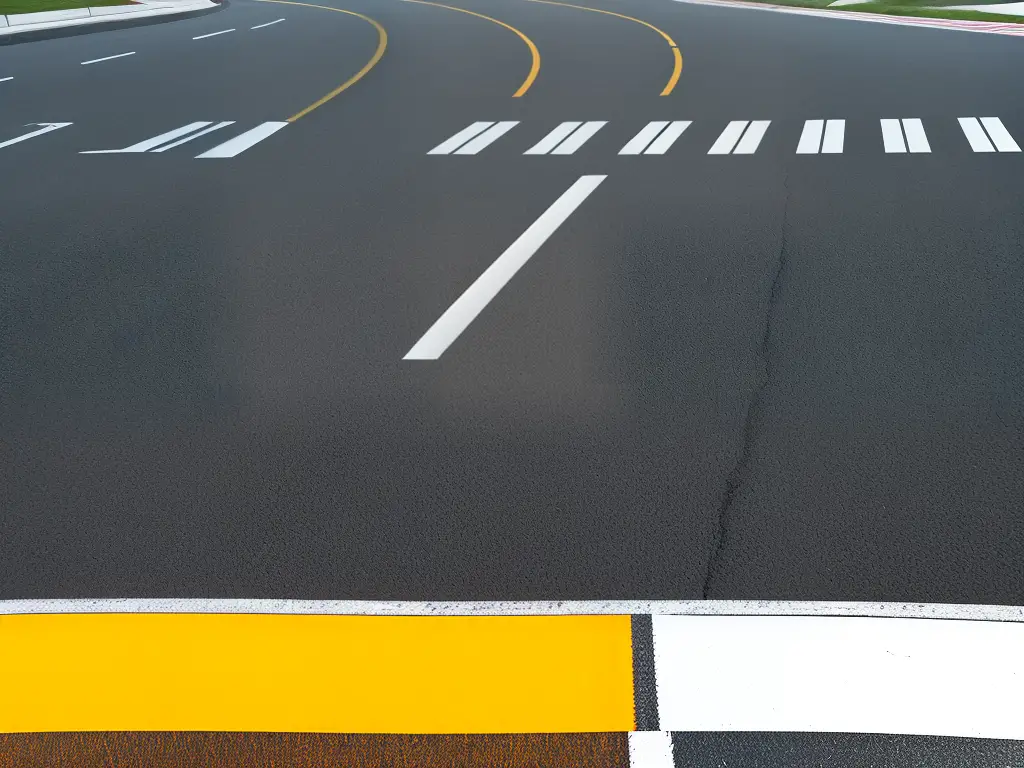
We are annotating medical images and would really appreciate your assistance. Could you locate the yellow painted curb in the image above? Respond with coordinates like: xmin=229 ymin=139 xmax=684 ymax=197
xmin=0 ymin=614 xmax=634 ymax=733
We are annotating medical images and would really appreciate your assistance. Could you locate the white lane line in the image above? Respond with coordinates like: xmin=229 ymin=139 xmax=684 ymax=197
xmin=81 ymin=121 xmax=212 ymax=154
xmin=403 ymin=174 xmax=606 ymax=360
xmin=980 ymin=116 xmax=1021 ymax=152
xmin=251 ymin=17 xmax=285 ymax=28
xmin=453 ymin=120 xmax=518 ymax=155
xmin=880 ymin=118 xmax=906 ymax=153
xmin=708 ymin=120 xmax=748 ymax=154
xmin=0 ymin=122 xmax=72 ymax=151
xmin=901 ymin=118 xmax=930 ymax=153
xmin=653 ymin=614 xmax=1024 ymax=739
xmin=796 ymin=119 xmax=824 ymax=154
xmin=80 ymin=51 xmax=135 ymax=65
xmin=620 ymin=121 xmax=669 ymax=155
xmin=959 ymin=117 xmax=995 ymax=152
xmin=196 ymin=121 xmax=288 ymax=158
xmin=152 ymin=120 xmax=234 ymax=152
xmin=627 ymin=732 xmax=674 ymax=768
xmin=524 ymin=121 xmax=582 ymax=155
xmin=550 ymin=120 xmax=606 ymax=155
xmin=821 ymin=119 xmax=845 ymax=153
xmin=1 ymin=77 xmax=15 ymax=83
xmin=2 ymin=598 xmax=1022 ymax=619
xmin=428 ymin=121 xmax=494 ymax=155
xmin=645 ymin=120 xmax=690 ymax=155
xmin=193 ymin=28 xmax=235 ymax=39
xmin=733 ymin=119 xmax=770 ymax=154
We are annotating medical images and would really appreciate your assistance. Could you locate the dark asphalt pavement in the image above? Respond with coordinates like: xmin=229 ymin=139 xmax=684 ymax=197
xmin=2 ymin=0 xmax=1023 ymax=603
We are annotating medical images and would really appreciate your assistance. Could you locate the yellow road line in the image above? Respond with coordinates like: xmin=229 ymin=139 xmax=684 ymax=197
xmin=1 ymin=613 xmax=635 ymax=733
xmin=399 ymin=0 xmax=540 ymax=97
xmin=523 ymin=0 xmax=682 ymax=95
xmin=254 ymin=0 xmax=388 ymax=122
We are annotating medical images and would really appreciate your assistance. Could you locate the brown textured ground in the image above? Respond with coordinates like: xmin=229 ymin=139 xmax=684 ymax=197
xmin=0 ymin=732 xmax=628 ymax=768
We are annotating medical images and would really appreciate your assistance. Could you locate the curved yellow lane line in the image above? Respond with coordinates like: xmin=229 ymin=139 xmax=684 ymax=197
xmin=523 ymin=0 xmax=681 ymax=95
xmin=254 ymin=0 xmax=388 ymax=121
xmin=400 ymin=0 xmax=540 ymax=97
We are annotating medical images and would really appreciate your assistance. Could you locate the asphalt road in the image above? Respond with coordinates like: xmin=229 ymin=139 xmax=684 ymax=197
xmin=2 ymin=0 xmax=1023 ymax=604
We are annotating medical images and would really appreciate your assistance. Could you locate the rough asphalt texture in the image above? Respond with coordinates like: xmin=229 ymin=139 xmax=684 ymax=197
xmin=2 ymin=0 xmax=1023 ymax=603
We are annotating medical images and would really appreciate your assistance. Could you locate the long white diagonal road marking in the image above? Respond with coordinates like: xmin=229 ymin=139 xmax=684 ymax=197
xmin=0 ymin=122 xmax=72 ymax=150
xmin=196 ymin=122 xmax=288 ymax=158
xmin=404 ymin=175 xmax=606 ymax=360
xmin=152 ymin=121 xmax=235 ymax=152
xmin=81 ymin=122 xmax=213 ymax=154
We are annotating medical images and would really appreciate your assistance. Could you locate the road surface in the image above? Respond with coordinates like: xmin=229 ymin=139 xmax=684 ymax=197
xmin=3 ymin=0 xmax=1023 ymax=607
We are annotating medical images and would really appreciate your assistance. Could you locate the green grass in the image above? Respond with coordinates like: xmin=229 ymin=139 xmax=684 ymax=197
xmin=741 ymin=0 xmax=1024 ymax=22
xmin=1 ymin=0 xmax=133 ymax=14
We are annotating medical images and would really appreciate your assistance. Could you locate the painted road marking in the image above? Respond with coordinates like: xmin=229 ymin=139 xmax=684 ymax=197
xmin=0 ymin=76 xmax=12 ymax=83
xmin=81 ymin=121 xmax=214 ymax=154
xmin=0 ymin=122 xmax=72 ymax=150
xmin=404 ymin=175 xmax=605 ymax=360
xmin=454 ymin=121 xmax=519 ymax=154
xmin=524 ymin=121 xmax=606 ymax=155
xmin=796 ymin=119 xmax=844 ymax=154
xmin=251 ymin=17 xmax=285 ymax=28
xmin=733 ymin=120 xmax=770 ymax=154
xmin=707 ymin=120 xmax=746 ymax=154
xmin=653 ymin=614 xmax=1024 ymax=739
xmin=81 ymin=51 xmax=135 ymax=65
xmin=196 ymin=121 xmax=288 ymax=158
xmin=193 ymin=28 xmax=235 ymax=39
xmin=980 ymin=116 xmax=1020 ymax=152
xmin=152 ymin=121 xmax=235 ymax=152
xmin=428 ymin=121 xmax=495 ymax=154
xmin=619 ymin=121 xmax=690 ymax=155
xmin=628 ymin=732 xmax=674 ymax=768
xmin=959 ymin=116 xmax=1020 ymax=152
xmin=0 ymin=611 xmax=633 ymax=733
xmin=882 ymin=118 xmax=930 ymax=153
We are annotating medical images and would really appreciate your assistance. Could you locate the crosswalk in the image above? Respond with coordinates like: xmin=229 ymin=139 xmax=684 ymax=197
xmin=428 ymin=116 xmax=1024 ymax=158
xmin=81 ymin=121 xmax=288 ymax=158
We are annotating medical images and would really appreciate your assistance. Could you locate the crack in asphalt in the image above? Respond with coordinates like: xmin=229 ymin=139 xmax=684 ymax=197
xmin=702 ymin=175 xmax=791 ymax=600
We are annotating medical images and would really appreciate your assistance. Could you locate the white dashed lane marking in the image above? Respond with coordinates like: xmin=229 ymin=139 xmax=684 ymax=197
xmin=251 ymin=18 xmax=286 ymax=28
xmin=81 ymin=52 xmax=135 ymax=66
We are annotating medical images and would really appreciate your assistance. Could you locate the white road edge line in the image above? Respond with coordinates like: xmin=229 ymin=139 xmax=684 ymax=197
xmin=1 ymin=598 xmax=1022 ymax=618
xmin=403 ymin=174 xmax=606 ymax=360
xmin=196 ymin=121 xmax=288 ymax=158
xmin=251 ymin=17 xmax=285 ymax=28
xmin=80 ymin=51 xmax=135 ymax=65
xmin=193 ymin=28 xmax=235 ymax=39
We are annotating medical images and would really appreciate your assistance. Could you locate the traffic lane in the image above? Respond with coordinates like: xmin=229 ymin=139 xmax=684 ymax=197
xmin=568 ymin=0 xmax=1024 ymax=120
xmin=705 ymin=145 xmax=1024 ymax=605
xmin=455 ymin=0 xmax=678 ymax=108
xmin=1 ymin=1 xmax=383 ymax=127
xmin=3 ymin=132 xmax=691 ymax=597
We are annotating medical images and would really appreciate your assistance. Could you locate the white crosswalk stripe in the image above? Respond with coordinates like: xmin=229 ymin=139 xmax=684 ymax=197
xmin=195 ymin=122 xmax=288 ymax=158
xmin=427 ymin=122 xmax=495 ymax=155
xmin=796 ymin=119 xmax=845 ymax=154
xmin=453 ymin=121 xmax=518 ymax=155
xmin=882 ymin=118 xmax=930 ymax=153
xmin=708 ymin=120 xmax=770 ymax=155
xmin=525 ymin=121 xmax=606 ymax=155
xmin=619 ymin=121 xmax=691 ymax=155
xmin=959 ymin=117 xmax=1020 ymax=153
